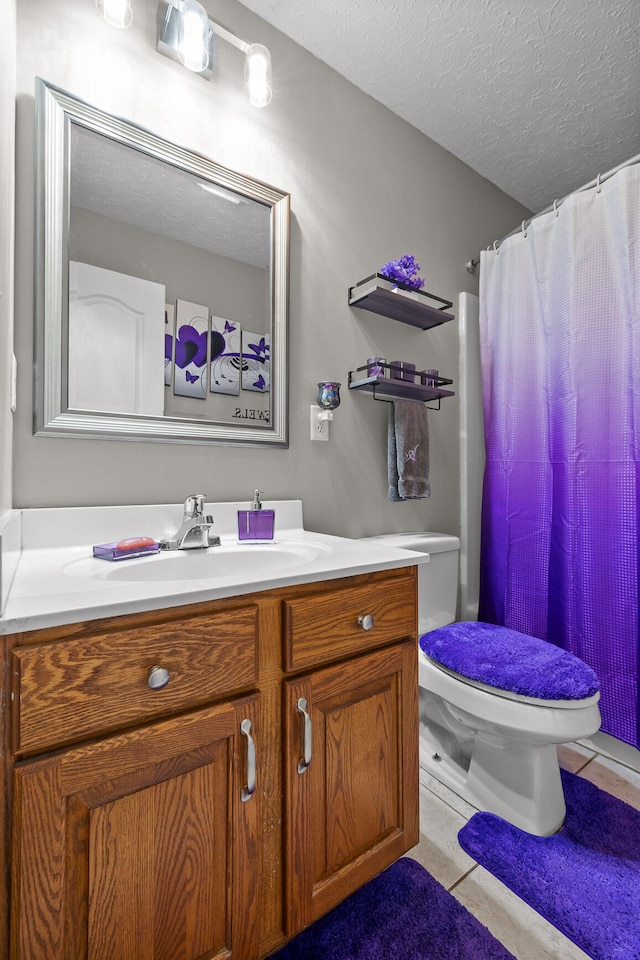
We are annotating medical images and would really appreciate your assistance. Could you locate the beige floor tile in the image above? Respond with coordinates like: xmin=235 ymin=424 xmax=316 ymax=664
xmin=579 ymin=732 xmax=640 ymax=773
xmin=557 ymin=742 xmax=596 ymax=774
xmin=578 ymin=754 xmax=640 ymax=810
xmin=406 ymin=784 xmax=477 ymax=890
xmin=419 ymin=766 xmax=478 ymax=821
xmin=451 ymin=866 xmax=591 ymax=960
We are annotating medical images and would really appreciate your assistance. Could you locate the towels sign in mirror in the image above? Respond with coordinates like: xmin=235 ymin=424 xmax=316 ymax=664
xmin=34 ymin=78 xmax=290 ymax=446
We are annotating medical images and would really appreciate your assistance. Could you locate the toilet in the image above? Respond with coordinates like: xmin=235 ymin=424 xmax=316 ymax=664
xmin=362 ymin=532 xmax=602 ymax=836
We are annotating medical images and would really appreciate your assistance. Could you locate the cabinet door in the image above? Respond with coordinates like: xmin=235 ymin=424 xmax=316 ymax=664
xmin=284 ymin=640 xmax=419 ymax=935
xmin=10 ymin=698 xmax=260 ymax=960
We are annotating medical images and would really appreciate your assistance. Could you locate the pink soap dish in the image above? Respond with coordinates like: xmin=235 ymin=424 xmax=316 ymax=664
xmin=93 ymin=537 xmax=161 ymax=561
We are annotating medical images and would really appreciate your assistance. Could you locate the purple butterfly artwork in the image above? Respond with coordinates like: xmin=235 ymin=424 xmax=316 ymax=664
xmin=173 ymin=300 xmax=209 ymax=399
xmin=241 ymin=331 xmax=270 ymax=393
xmin=210 ymin=316 xmax=242 ymax=396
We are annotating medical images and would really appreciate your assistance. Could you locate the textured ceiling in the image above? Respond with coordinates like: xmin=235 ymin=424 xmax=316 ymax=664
xmin=237 ymin=0 xmax=639 ymax=213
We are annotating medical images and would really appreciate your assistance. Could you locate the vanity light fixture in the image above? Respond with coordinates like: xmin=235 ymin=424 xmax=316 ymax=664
xmin=156 ymin=0 xmax=272 ymax=106
xmin=244 ymin=43 xmax=272 ymax=108
xmin=178 ymin=0 xmax=211 ymax=73
xmin=96 ymin=0 xmax=133 ymax=28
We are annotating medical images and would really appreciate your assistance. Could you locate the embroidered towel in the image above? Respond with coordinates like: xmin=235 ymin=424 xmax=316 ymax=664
xmin=388 ymin=399 xmax=430 ymax=501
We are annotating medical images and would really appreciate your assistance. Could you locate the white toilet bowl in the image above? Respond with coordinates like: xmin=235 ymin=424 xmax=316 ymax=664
xmin=360 ymin=532 xmax=602 ymax=836
xmin=418 ymin=648 xmax=601 ymax=835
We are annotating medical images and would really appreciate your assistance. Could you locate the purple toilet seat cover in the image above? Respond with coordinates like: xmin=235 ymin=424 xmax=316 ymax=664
xmin=419 ymin=621 xmax=600 ymax=701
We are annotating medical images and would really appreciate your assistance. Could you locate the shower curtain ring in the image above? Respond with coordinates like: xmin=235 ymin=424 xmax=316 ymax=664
xmin=596 ymin=173 xmax=602 ymax=194
xmin=493 ymin=241 xmax=499 ymax=254
xmin=521 ymin=220 xmax=528 ymax=238
xmin=553 ymin=199 xmax=559 ymax=217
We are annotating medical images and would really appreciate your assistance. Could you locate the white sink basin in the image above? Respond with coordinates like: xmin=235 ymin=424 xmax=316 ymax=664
xmin=64 ymin=540 xmax=332 ymax=584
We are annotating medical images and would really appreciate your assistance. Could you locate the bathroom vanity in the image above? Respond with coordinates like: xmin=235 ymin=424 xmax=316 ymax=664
xmin=0 ymin=502 xmax=421 ymax=960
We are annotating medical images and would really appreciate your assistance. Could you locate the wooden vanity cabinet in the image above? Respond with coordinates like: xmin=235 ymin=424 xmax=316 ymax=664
xmin=283 ymin=639 xmax=418 ymax=934
xmin=11 ymin=697 xmax=260 ymax=960
xmin=2 ymin=567 xmax=419 ymax=960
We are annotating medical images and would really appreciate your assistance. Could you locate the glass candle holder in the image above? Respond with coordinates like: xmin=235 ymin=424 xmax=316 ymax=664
xmin=367 ymin=357 xmax=387 ymax=378
xmin=317 ymin=381 xmax=341 ymax=410
xmin=420 ymin=368 xmax=439 ymax=387
xmin=390 ymin=361 xmax=416 ymax=382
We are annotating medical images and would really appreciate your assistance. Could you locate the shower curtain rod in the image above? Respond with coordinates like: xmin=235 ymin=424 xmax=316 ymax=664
xmin=465 ymin=151 xmax=640 ymax=274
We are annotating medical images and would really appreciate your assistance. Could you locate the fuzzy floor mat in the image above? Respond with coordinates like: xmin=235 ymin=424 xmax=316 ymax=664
xmin=458 ymin=769 xmax=640 ymax=960
xmin=267 ymin=856 xmax=515 ymax=959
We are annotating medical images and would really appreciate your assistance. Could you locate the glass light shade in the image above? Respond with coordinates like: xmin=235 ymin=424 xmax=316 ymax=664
xmin=95 ymin=0 xmax=133 ymax=28
xmin=245 ymin=43 xmax=272 ymax=107
xmin=317 ymin=382 xmax=341 ymax=410
xmin=178 ymin=0 xmax=210 ymax=73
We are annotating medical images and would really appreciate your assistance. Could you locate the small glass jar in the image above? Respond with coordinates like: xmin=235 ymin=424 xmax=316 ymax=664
xmin=420 ymin=368 xmax=439 ymax=388
xmin=367 ymin=357 xmax=387 ymax=378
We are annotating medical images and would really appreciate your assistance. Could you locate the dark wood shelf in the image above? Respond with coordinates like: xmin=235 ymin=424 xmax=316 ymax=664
xmin=348 ymin=274 xmax=454 ymax=330
xmin=348 ymin=373 xmax=455 ymax=405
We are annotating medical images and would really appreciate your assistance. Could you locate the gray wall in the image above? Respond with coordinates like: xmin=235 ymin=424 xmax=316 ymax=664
xmin=12 ymin=0 xmax=529 ymax=538
xmin=0 ymin=0 xmax=16 ymax=513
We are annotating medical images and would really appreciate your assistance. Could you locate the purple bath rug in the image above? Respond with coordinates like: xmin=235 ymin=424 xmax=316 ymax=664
xmin=458 ymin=769 xmax=640 ymax=960
xmin=267 ymin=856 xmax=515 ymax=960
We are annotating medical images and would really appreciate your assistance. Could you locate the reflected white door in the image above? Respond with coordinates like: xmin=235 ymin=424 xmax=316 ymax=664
xmin=68 ymin=261 xmax=165 ymax=416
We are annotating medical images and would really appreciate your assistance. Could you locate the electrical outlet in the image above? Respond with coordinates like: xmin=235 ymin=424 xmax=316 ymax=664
xmin=310 ymin=404 xmax=330 ymax=441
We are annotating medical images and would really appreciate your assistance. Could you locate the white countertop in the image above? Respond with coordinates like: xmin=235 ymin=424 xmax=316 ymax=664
xmin=0 ymin=501 xmax=428 ymax=635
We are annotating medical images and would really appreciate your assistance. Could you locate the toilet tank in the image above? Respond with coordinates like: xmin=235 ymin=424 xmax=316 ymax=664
xmin=361 ymin=532 xmax=461 ymax=635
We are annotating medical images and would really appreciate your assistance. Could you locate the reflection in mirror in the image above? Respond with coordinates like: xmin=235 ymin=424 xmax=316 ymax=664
xmin=35 ymin=78 xmax=289 ymax=445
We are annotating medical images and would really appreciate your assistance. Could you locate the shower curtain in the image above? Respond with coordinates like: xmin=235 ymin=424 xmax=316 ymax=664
xmin=478 ymin=164 xmax=640 ymax=748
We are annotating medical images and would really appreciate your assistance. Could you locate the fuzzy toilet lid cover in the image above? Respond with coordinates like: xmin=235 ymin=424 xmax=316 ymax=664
xmin=419 ymin=621 xmax=600 ymax=701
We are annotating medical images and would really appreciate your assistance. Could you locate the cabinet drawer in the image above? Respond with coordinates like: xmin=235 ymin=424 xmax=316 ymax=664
xmin=11 ymin=606 xmax=258 ymax=755
xmin=283 ymin=574 xmax=416 ymax=671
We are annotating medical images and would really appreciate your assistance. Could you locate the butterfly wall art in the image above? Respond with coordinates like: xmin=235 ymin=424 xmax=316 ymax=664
xmin=210 ymin=316 xmax=242 ymax=396
xmin=241 ymin=330 xmax=270 ymax=393
xmin=173 ymin=299 xmax=209 ymax=399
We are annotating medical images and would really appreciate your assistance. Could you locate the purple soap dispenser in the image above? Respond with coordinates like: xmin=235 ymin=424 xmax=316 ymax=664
xmin=238 ymin=489 xmax=275 ymax=542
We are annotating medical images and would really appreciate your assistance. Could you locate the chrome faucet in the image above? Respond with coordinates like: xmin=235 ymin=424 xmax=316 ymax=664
xmin=159 ymin=495 xmax=221 ymax=551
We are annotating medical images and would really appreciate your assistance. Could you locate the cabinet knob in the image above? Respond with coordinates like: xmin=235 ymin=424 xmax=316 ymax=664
xmin=357 ymin=614 xmax=375 ymax=631
xmin=147 ymin=665 xmax=171 ymax=690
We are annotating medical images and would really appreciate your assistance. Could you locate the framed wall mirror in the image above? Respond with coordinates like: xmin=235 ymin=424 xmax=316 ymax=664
xmin=34 ymin=78 xmax=290 ymax=446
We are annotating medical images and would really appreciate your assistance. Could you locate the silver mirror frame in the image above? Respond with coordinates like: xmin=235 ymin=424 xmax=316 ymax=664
xmin=34 ymin=78 xmax=290 ymax=446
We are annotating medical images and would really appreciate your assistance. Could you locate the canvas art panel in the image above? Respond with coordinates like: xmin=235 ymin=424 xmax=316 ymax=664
xmin=173 ymin=299 xmax=209 ymax=399
xmin=164 ymin=302 xmax=175 ymax=386
xmin=210 ymin=316 xmax=241 ymax=396
xmin=241 ymin=330 xmax=270 ymax=393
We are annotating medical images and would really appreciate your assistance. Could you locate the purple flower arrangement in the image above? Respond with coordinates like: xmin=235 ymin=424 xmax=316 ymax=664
xmin=380 ymin=254 xmax=425 ymax=290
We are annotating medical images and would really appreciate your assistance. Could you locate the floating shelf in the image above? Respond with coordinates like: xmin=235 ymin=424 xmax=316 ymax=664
xmin=348 ymin=365 xmax=455 ymax=408
xmin=348 ymin=274 xmax=454 ymax=330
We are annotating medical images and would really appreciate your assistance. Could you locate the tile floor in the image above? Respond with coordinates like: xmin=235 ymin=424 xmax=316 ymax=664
xmin=406 ymin=742 xmax=640 ymax=959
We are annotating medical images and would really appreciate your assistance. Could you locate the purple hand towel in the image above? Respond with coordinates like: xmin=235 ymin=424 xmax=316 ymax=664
xmin=388 ymin=399 xmax=430 ymax=501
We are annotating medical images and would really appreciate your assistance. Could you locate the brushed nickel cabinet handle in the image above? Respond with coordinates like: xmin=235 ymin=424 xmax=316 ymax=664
xmin=357 ymin=614 xmax=375 ymax=631
xmin=240 ymin=718 xmax=256 ymax=803
xmin=147 ymin=665 xmax=171 ymax=690
xmin=296 ymin=697 xmax=312 ymax=774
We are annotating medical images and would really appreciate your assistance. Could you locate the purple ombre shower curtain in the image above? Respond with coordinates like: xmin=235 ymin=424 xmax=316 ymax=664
xmin=478 ymin=164 xmax=640 ymax=748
